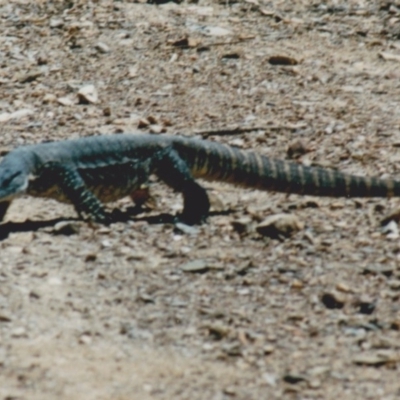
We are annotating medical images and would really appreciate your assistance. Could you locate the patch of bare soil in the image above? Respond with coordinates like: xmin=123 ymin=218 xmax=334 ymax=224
xmin=1 ymin=0 xmax=400 ymax=398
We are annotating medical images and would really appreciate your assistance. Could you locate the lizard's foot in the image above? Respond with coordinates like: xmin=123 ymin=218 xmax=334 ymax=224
xmin=178 ymin=210 xmax=208 ymax=225
xmin=180 ymin=184 xmax=210 ymax=225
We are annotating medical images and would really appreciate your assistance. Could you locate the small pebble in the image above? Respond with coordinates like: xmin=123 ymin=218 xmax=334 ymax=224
xmin=95 ymin=42 xmax=110 ymax=53
xmin=53 ymin=221 xmax=80 ymax=235
xmin=180 ymin=259 xmax=209 ymax=273
xmin=256 ymin=213 xmax=304 ymax=238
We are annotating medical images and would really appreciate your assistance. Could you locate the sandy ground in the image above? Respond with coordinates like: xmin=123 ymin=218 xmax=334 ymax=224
xmin=0 ymin=0 xmax=400 ymax=399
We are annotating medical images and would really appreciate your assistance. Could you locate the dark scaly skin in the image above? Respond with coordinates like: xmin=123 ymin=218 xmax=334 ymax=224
xmin=0 ymin=133 xmax=398 ymax=224
xmin=173 ymin=137 xmax=397 ymax=198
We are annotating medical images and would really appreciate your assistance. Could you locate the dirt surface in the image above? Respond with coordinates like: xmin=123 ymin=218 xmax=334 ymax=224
xmin=1 ymin=0 xmax=400 ymax=399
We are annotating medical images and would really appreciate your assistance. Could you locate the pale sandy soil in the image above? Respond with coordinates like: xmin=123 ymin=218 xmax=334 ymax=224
xmin=0 ymin=1 xmax=400 ymax=399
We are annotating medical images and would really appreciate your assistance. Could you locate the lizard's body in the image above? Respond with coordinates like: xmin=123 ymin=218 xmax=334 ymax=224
xmin=0 ymin=133 xmax=399 ymax=224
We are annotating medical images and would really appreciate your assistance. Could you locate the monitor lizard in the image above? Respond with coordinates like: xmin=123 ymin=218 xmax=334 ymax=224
xmin=0 ymin=133 xmax=398 ymax=225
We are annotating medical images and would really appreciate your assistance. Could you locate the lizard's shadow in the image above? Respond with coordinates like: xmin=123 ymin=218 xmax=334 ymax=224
xmin=0 ymin=206 xmax=232 ymax=241
xmin=0 ymin=207 xmax=144 ymax=241
xmin=111 ymin=206 xmax=232 ymax=225
xmin=0 ymin=218 xmax=68 ymax=241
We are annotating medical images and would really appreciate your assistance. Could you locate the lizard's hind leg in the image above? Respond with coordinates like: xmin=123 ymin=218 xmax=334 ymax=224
xmin=153 ymin=148 xmax=210 ymax=225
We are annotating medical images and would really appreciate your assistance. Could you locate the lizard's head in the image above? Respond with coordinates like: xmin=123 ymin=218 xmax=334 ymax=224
xmin=0 ymin=153 xmax=29 ymax=201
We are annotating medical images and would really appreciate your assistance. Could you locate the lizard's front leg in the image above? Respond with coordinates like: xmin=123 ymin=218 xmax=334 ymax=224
xmin=39 ymin=162 xmax=109 ymax=224
xmin=154 ymin=147 xmax=210 ymax=225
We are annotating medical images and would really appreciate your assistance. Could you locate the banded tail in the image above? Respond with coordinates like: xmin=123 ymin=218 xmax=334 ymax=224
xmin=174 ymin=137 xmax=400 ymax=198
